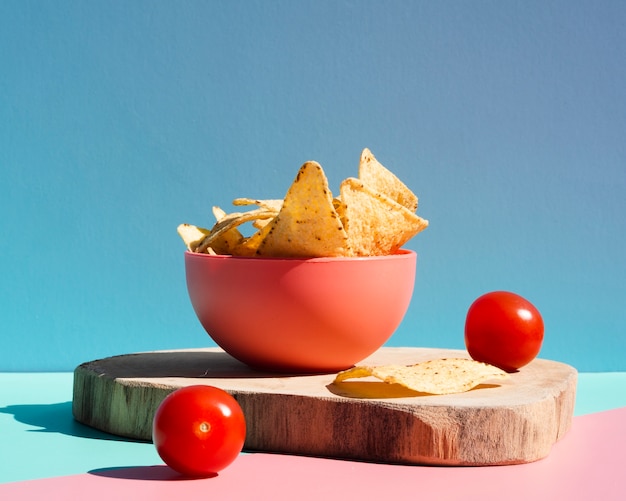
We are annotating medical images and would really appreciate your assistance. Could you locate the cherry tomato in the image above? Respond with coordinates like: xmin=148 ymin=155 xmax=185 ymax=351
xmin=464 ymin=291 xmax=544 ymax=372
xmin=152 ymin=385 xmax=246 ymax=477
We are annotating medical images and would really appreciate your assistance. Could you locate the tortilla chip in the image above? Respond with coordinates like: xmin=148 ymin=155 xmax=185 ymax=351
xmin=232 ymin=221 xmax=275 ymax=257
xmin=196 ymin=208 xmax=276 ymax=254
xmin=178 ymin=147 xmax=428 ymax=257
xmin=192 ymin=207 xmax=242 ymax=254
xmin=359 ymin=148 xmax=418 ymax=212
xmin=232 ymin=198 xmax=283 ymax=213
xmin=334 ymin=358 xmax=509 ymax=395
xmin=222 ymin=201 xmax=280 ymax=230
xmin=339 ymin=177 xmax=428 ymax=256
xmin=333 ymin=197 xmax=348 ymax=231
xmin=177 ymin=223 xmax=211 ymax=251
xmin=256 ymin=161 xmax=352 ymax=257
xmin=212 ymin=206 xmax=228 ymax=220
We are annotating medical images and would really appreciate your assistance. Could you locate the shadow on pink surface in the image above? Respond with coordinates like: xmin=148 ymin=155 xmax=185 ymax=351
xmin=89 ymin=465 xmax=216 ymax=481
xmin=1 ymin=407 xmax=624 ymax=500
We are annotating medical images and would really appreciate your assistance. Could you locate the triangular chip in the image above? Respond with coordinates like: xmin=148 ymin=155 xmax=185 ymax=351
xmin=256 ymin=161 xmax=351 ymax=257
xmin=196 ymin=207 xmax=275 ymax=254
xmin=178 ymin=148 xmax=428 ymax=257
xmin=232 ymin=221 xmax=274 ymax=257
xmin=333 ymin=197 xmax=348 ymax=230
xmin=229 ymin=200 xmax=280 ymax=230
xmin=359 ymin=148 xmax=418 ymax=212
xmin=177 ymin=223 xmax=210 ymax=251
xmin=252 ymin=217 xmax=273 ymax=230
xmin=339 ymin=177 xmax=428 ymax=256
xmin=204 ymin=206 xmax=246 ymax=254
xmin=232 ymin=198 xmax=283 ymax=213
xmin=334 ymin=358 xmax=509 ymax=395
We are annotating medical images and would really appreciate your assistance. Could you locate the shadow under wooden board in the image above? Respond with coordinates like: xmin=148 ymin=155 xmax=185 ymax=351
xmin=72 ymin=347 xmax=577 ymax=466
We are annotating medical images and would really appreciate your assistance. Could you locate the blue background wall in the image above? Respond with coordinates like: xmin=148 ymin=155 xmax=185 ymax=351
xmin=1 ymin=1 xmax=624 ymax=372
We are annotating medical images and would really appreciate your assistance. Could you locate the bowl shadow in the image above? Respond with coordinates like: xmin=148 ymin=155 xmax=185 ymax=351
xmin=78 ymin=349 xmax=338 ymax=380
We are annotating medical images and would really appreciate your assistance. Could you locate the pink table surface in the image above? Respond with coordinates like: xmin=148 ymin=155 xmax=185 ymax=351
xmin=1 ymin=405 xmax=623 ymax=500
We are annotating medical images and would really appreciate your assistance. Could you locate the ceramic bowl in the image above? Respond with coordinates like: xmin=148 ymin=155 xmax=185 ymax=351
xmin=184 ymin=250 xmax=416 ymax=373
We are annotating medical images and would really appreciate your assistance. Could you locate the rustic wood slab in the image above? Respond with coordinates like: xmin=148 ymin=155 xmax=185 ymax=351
xmin=72 ymin=347 xmax=577 ymax=466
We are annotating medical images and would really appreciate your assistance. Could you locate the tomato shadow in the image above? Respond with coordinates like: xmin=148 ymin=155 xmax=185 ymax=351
xmin=0 ymin=401 xmax=142 ymax=441
xmin=88 ymin=465 xmax=217 ymax=481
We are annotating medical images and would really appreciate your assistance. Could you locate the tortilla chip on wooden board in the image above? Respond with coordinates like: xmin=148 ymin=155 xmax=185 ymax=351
xmin=334 ymin=358 xmax=510 ymax=395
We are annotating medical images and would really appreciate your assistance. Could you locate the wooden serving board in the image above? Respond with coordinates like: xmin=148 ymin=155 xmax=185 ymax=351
xmin=72 ymin=347 xmax=577 ymax=466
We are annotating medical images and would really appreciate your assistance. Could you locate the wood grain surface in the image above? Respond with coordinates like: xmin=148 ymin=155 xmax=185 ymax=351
xmin=72 ymin=347 xmax=577 ymax=466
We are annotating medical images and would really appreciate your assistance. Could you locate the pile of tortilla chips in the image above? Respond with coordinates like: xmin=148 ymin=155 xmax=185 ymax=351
xmin=177 ymin=148 xmax=428 ymax=257
xmin=334 ymin=358 xmax=510 ymax=395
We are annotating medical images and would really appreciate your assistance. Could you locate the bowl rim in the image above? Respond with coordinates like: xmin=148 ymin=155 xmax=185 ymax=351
xmin=184 ymin=248 xmax=416 ymax=263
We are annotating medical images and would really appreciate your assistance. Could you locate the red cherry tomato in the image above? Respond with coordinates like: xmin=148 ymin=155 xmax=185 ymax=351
xmin=152 ymin=385 xmax=246 ymax=477
xmin=464 ymin=291 xmax=544 ymax=372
